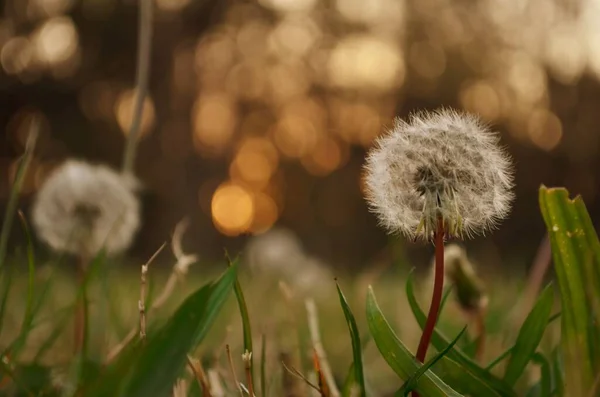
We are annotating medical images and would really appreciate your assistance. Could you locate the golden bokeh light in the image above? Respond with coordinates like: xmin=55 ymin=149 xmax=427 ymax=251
xmin=544 ymin=26 xmax=585 ymax=84
xmin=328 ymin=35 xmax=404 ymax=91
xmin=33 ymin=17 xmax=79 ymax=66
xmin=503 ymin=51 xmax=547 ymax=105
xmin=155 ymin=0 xmax=191 ymax=12
xmin=527 ymin=108 xmax=563 ymax=152
xmin=230 ymin=137 xmax=279 ymax=187
xmin=301 ymin=136 xmax=345 ymax=176
xmin=249 ymin=192 xmax=279 ymax=234
xmin=32 ymin=0 xmax=75 ymax=16
xmin=115 ymin=89 xmax=156 ymax=137
xmin=459 ymin=80 xmax=502 ymax=122
xmin=211 ymin=182 xmax=255 ymax=236
xmin=409 ymin=41 xmax=446 ymax=80
xmin=225 ymin=61 xmax=268 ymax=101
xmin=1 ymin=37 xmax=34 ymax=75
xmin=192 ymin=92 xmax=237 ymax=156
xmin=258 ymin=0 xmax=317 ymax=13
xmin=267 ymin=61 xmax=311 ymax=103
xmin=268 ymin=15 xmax=321 ymax=58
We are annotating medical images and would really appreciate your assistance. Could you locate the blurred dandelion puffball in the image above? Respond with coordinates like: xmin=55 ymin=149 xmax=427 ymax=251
xmin=32 ymin=160 xmax=141 ymax=257
xmin=364 ymin=109 xmax=514 ymax=240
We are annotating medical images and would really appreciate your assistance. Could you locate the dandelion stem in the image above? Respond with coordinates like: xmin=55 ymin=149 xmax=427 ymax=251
xmin=414 ymin=218 xmax=445 ymax=396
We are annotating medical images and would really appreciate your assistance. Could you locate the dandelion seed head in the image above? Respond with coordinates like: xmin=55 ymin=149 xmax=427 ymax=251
xmin=364 ymin=108 xmax=514 ymax=240
xmin=31 ymin=159 xmax=141 ymax=257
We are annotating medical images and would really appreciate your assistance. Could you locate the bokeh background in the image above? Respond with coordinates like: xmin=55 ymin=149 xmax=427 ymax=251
xmin=1 ymin=0 xmax=600 ymax=273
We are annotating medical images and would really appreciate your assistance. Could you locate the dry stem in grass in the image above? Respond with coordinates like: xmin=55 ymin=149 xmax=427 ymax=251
xmin=187 ymin=355 xmax=212 ymax=397
xmin=305 ymin=299 xmax=340 ymax=397
xmin=242 ymin=350 xmax=255 ymax=396
xmin=139 ymin=242 xmax=166 ymax=341
xmin=226 ymin=344 xmax=244 ymax=397
xmin=207 ymin=369 xmax=225 ymax=397
xmin=106 ymin=218 xmax=197 ymax=362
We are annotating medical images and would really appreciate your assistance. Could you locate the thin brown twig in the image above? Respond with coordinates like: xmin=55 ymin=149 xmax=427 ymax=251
xmin=187 ymin=355 xmax=213 ymax=397
xmin=139 ymin=242 xmax=166 ymax=341
xmin=242 ymin=350 xmax=255 ymax=397
xmin=305 ymin=299 xmax=340 ymax=397
xmin=106 ymin=218 xmax=196 ymax=362
xmin=281 ymin=360 xmax=322 ymax=394
xmin=226 ymin=344 xmax=244 ymax=397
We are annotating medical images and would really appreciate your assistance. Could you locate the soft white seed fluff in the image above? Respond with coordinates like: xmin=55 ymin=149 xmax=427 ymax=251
xmin=364 ymin=108 xmax=514 ymax=240
xmin=31 ymin=159 xmax=141 ymax=257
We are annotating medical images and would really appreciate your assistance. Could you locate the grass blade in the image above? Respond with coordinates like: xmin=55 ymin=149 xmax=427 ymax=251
xmin=503 ymin=284 xmax=554 ymax=385
xmin=336 ymin=282 xmax=366 ymax=397
xmin=539 ymin=186 xmax=600 ymax=395
xmin=365 ymin=286 xmax=464 ymax=397
xmin=228 ymin=256 xmax=254 ymax=384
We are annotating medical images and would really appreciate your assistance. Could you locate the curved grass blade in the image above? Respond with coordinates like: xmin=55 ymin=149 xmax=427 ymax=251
xmin=88 ymin=264 xmax=237 ymax=397
xmin=396 ymin=327 xmax=466 ymax=396
xmin=336 ymin=282 xmax=366 ymax=397
xmin=539 ymin=186 xmax=600 ymax=396
xmin=228 ymin=255 xmax=254 ymax=383
xmin=366 ymin=286 xmax=464 ymax=397
xmin=503 ymin=284 xmax=553 ymax=385
xmin=7 ymin=213 xmax=37 ymax=358
xmin=405 ymin=273 xmax=516 ymax=396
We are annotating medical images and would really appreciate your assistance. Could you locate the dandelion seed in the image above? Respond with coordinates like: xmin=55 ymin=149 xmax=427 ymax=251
xmin=364 ymin=108 xmax=514 ymax=241
xmin=31 ymin=159 xmax=141 ymax=257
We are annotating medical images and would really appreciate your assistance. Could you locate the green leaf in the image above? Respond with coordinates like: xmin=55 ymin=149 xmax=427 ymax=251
xmin=396 ymin=327 xmax=466 ymax=395
xmin=405 ymin=273 xmax=516 ymax=396
xmin=503 ymin=284 xmax=554 ymax=385
xmin=528 ymin=353 xmax=552 ymax=397
xmin=337 ymin=282 xmax=366 ymax=397
xmin=86 ymin=264 xmax=236 ymax=397
xmin=539 ymin=186 xmax=600 ymax=395
xmin=365 ymin=286 xmax=464 ymax=397
xmin=228 ymin=256 xmax=254 ymax=383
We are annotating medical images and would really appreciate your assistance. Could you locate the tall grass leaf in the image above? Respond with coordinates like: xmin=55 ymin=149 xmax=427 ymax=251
xmin=405 ymin=273 xmax=516 ymax=396
xmin=395 ymin=327 xmax=466 ymax=396
xmin=87 ymin=264 xmax=236 ymax=397
xmin=539 ymin=186 xmax=600 ymax=395
xmin=336 ymin=282 xmax=366 ymax=397
xmin=365 ymin=286 xmax=464 ymax=397
xmin=7 ymin=213 xmax=37 ymax=357
xmin=228 ymin=256 xmax=254 ymax=383
xmin=503 ymin=284 xmax=553 ymax=385
xmin=0 ymin=119 xmax=38 ymax=271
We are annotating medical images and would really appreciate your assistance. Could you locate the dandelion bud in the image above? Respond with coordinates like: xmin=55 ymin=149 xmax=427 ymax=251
xmin=364 ymin=108 xmax=514 ymax=240
xmin=31 ymin=159 xmax=141 ymax=257
xmin=442 ymin=244 xmax=488 ymax=313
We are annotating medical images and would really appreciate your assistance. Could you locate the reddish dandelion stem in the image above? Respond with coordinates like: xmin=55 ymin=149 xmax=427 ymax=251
xmin=414 ymin=218 xmax=445 ymax=397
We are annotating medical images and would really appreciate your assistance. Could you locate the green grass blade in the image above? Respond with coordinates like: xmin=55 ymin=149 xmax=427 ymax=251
xmin=0 ymin=119 xmax=38 ymax=271
xmin=87 ymin=264 xmax=236 ymax=397
xmin=228 ymin=256 xmax=254 ymax=383
xmin=365 ymin=286 xmax=464 ymax=397
xmin=336 ymin=282 xmax=366 ymax=397
xmin=7 ymin=213 xmax=37 ymax=357
xmin=539 ymin=186 xmax=600 ymax=395
xmin=397 ymin=327 xmax=466 ymax=395
xmin=530 ymin=353 xmax=552 ymax=397
xmin=405 ymin=273 xmax=516 ymax=396
xmin=503 ymin=284 xmax=554 ymax=385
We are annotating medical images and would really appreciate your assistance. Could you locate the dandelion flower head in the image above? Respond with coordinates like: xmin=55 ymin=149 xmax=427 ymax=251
xmin=32 ymin=159 xmax=141 ymax=257
xmin=364 ymin=108 xmax=513 ymax=240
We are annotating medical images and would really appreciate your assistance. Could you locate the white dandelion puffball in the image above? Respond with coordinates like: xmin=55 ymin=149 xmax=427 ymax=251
xmin=364 ymin=108 xmax=514 ymax=240
xmin=32 ymin=159 xmax=141 ymax=257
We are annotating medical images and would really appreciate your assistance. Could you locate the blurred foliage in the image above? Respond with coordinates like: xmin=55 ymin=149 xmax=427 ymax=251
xmin=0 ymin=0 xmax=600 ymax=268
